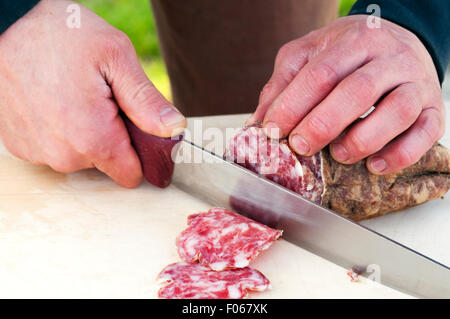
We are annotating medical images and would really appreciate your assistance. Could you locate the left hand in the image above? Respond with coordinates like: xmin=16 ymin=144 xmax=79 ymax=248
xmin=248 ymin=15 xmax=446 ymax=175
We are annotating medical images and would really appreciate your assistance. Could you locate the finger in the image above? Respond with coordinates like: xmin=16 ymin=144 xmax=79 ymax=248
xmin=288 ymin=58 xmax=408 ymax=156
xmin=247 ymin=40 xmax=309 ymax=125
xmin=102 ymin=31 xmax=186 ymax=138
xmin=0 ymin=116 xmax=39 ymax=163
xmin=91 ymin=115 xmax=143 ymax=188
xmin=366 ymin=107 xmax=445 ymax=175
xmin=330 ymin=82 xmax=422 ymax=164
xmin=43 ymin=139 xmax=93 ymax=173
xmin=262 ymin=42 xmax=370 ymax=138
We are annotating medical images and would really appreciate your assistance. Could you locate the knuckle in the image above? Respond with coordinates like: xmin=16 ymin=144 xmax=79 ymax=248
xmin=101 ymin=30 xmax=135 ymax=60
xmin=393 ymin=41 xmax=414 ymax=56
xmin=374 ymin=26 xmax=391 ymax=39
xmin=396 ymin=146 xmax=416 ymax=168
xmin=346 ymin=25 xmax=363 ymax=41
xmin=71 ymin=122 xmax=127 ymax=162
xmin=280 ymin=63 xmax=301 ymax=84
xmin=130 ymin=80 xmax=159 ymax=106
xmin=271 ymin=89 xmax=304 ymax=123
xmin=47 ymin=157 xmax=80 ymax=173
xmin=306 ymin=116 xmax=330 ymax=139
xmin=71 ymin=136 xmax=102 ymax=159
xmin=306 ymin=63 xmax=338 ymax=93
xmin=275 ymin=42 xmax=306 ymax=83
xmin=111 ymin=30 xmax=134 ymax=52
xmin=72 ymin=138 xmax=93 ymax=157
xmin=420 ymin=109 xmax=442 ymax=143
xmin=49 ymin=163 xmax=75 ymax=173
xmin=402 ymin=102 xmax=420 ymax=123
xmin=276 ymin=41 xmax=297 ymax=62
xmin=437 ymin=110 xmax=446 ymax=139
xmin=92 ymin=145 xmax=113 ymax=162
xmin=80 ymin=141 xmax=112 ymax=161
xmin=399 ymin=48 xmax=420 ymax=71
xmin=363 ymin=25 xmax=390 ymax=43
xmin=344 ymin=72 xmax=378 ymax=105
xmin=347 ymin=131 xmax=370 ymax=155
xmin=259 ymin=80 xmax=275 ymax=102
xmin=30 ymin=158 xmax=45 ymax=166
xmin=390 ymin=91 xmax=421 ymax=125
xmin=91 ymin=99 xmax=118 ymax=123
xmin=2 ymin=140 xmax=25 ymax=160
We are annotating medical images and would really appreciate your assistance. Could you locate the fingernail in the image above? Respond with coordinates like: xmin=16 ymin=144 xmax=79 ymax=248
xmin=330 ymin=143 xmax=349 ymax=162
xmin=263 ymin=122 xmax=281 ymax=139
xmin=291 ymin=134 xmax=310 ymax=155
xmin=160 ymin=106 xmax=185 ymax=127
xmin=369 ymin=156 xmax=387 ymax=173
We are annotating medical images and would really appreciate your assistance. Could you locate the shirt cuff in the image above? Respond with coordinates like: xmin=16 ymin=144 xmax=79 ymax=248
xmin=0 ymin=0 xmax=40 ymax=35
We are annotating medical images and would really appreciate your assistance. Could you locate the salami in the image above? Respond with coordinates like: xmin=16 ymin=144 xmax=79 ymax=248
xmin=224 ymin=124 xmax=324 ymax=203
xmin=157 ymin=262 xmax=271 ymax=299
xmin=225 ymin=124 xmax=450 ymax=221
xmin=176 ymin=207 xmax=282 ymax=271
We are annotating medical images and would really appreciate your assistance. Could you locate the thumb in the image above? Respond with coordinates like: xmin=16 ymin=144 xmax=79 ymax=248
xmin=103 ymin=32 xmax=186 ymax=138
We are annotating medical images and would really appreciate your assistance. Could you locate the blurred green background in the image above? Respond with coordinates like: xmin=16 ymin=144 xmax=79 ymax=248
xmin=79 ymin=0 xmax=356 ymax=100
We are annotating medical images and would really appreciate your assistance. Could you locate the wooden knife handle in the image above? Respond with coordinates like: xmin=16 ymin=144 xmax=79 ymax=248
xmin=120 ymin=112 xmax=184 ymax=188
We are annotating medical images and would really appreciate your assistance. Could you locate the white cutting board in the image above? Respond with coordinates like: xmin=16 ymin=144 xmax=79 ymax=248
xmin=0 ymin=113 xmax=417 ymax=298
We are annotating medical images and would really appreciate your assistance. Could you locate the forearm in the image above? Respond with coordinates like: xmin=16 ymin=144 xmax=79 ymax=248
xmin=349 ymin=0 xmax=450 ymax=83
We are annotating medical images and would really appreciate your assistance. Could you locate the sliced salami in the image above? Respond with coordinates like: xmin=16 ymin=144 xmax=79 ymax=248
xmin=176 ymin=207 xmax=282 ymax=271
xmin=224 ymin=124 xmax=324 ymax=203
xmin=157 ymin=262 xmax=271 ymax=299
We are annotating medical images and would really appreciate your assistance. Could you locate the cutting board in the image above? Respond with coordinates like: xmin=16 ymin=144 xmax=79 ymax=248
xmin=1 ymin=115 xmax=427 ymax=299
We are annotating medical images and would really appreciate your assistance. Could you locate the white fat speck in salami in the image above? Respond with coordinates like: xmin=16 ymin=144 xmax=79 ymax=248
xmin=176 ymin=208 xmax=282 ymax=271
xmin=224 ymin=124 xmax=324 ymax=203
xmin=157 ymin=262 xmax=271 ymax=299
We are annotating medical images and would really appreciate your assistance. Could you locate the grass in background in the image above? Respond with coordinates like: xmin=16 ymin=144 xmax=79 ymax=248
xmin=339 ymin=0 xmax=357 ymax=16
xmin=79 ymin=0 xmax=356 ymax=100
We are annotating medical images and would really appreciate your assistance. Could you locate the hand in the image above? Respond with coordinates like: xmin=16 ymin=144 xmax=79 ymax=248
xmin=0 ymin=0 xmax=186 ymax=187
xmin=249 ymin=15 xmax=445 ymax=175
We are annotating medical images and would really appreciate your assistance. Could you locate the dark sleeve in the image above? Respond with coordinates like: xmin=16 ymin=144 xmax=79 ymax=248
xmin=0 ymin=0 xmax=40 ymax=34
xmin=349 ymin=0 xmax=450 ymax=84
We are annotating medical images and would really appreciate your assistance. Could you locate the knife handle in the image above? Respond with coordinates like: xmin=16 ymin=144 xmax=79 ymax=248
xmin=120 ymin=112 xmax=184 ymax=188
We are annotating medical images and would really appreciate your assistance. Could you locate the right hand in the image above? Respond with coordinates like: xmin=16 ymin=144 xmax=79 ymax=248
xmin=0 ymin=0 xmax=186 ymax=188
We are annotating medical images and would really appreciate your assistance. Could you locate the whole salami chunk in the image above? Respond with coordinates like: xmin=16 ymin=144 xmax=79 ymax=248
xmin=225 ymin=124 xmax=450 ymax=221
xmin=176 ymin=207 xmax=282 ymax=271
xmin=157 ymin=262 xmax=270 ymax=299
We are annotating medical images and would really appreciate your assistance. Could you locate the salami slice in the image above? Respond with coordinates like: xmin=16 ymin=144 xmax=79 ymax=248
xmin=224 ymin=124 xmax=324 ymax=203
xmin=176 ymin=207 xmax=282 ymax=271
xmin=157 ymin=262 xmax=270 ymax=299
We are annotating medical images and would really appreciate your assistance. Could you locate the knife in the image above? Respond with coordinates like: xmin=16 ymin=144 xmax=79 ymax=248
xmin=123 ymin=115 xmax=450 ymax=298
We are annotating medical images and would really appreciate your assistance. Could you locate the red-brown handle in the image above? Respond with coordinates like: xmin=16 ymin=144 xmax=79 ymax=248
xmin=121 ymin=112 xmax=184 ymax=188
